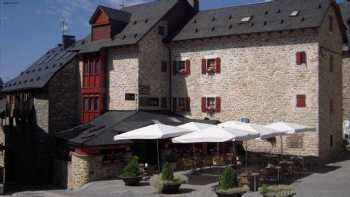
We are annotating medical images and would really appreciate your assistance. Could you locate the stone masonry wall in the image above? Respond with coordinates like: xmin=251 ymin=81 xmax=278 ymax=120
xmin=138 ymin=24 xmax=170 ymax=110
xmin=171 ymin=29 xmax=320 ymax=157
xmin=49 ymin=59 xmax=81 ymax=133
xmin=318 ymin=7 xmax=344 ymax=160
xmin=343 ymin=56 xmax=350 ymax=120
xmin=107 ymin=46 xmax=139 ymax=110
xmin=69 ymin=152 xmax=123 ymax=190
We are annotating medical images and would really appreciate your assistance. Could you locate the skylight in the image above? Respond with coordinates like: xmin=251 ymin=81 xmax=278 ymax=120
xmin=289 ymin=10 xmax=300 ymax=17
xmin=241 ymin=16 xmax=252 ymax=23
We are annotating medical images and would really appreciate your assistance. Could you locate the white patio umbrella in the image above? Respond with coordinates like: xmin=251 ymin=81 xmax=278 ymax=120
xmin=265 ymin=122 xmax=314 ymax=154
xmin=219 ymin=121 xmax=283 ymax=169
xmin=172 ymin=125 xmax=251 ymax=143
xmin=178 ymin=122 xmax=214 ymax=132
xmin=114 ymin=123 xmax=192 ymax=171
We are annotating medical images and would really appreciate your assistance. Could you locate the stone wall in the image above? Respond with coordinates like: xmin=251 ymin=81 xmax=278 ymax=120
xmin=318 ymin=7 xmax=344 ymax=160
xmin=343 ymin=56 xmax=350 ymax=120
xmin=49 ymin=59 xmax=81 ymax=133
xmin=138 ymin=23 xmax=171 ymax=110
xmin=69 ymin=152 xmax=123 ymax=190
xmin=107 ymin=46 xmax=139 ymax=110
xmin=171 ymin=29 xmax=320 ymax=157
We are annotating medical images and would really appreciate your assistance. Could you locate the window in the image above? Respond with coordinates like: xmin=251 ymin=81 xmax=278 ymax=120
xmin=202 ymin=58 xmax=221 ymax=74
xmin=240 ymin=16 xmax=252 ymax=23
xmin=139 ymin=97 xmax=159 ymax=107
xmin=201 ymin=97 xmax=221 ymax=113
xmin=83 ymin=98 xmax=89 ymax=111
xmin=173 ymin=60 xmax=190 ymax=75
xmin=329 ymin=55 xmax=334 ymax=72
xmin=161 ymin=61 xmax=167 ymax=72
xmin=296 ymin=51 xmax=306 ymax=65
xmin=329 ymin=16 xmax=333 ymax=32
xmin=330 ymin=135 xmax=333 ymax=147
xmin=125 ymin=93 xmax=136 ymax=101
xmin=296 ymin=95 xmax=306 ymax=108
xmin=289 ymin=10 xmax=300 ymax=17
xmin=345 ymin=134 xmax=349 ymax=139
xmin=88 ymin=98 xmax=93 ymax=111
xmin=94 ymin=97 xmax=99 ymax=111
xmin=173 ymin=97 xmax=190 ymax=112
xmin=158 ymin=26 xmax=165 ymax=35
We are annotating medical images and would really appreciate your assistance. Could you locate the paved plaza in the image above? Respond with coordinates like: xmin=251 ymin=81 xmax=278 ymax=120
xmin=11 ymin=152 xmax=350 ymax=197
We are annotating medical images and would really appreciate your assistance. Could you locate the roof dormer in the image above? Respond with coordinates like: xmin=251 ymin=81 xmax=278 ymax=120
xmin=89 ymin=6 xmax=131 ymax=42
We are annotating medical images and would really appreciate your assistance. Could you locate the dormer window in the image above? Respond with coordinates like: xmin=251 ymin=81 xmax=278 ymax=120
xmin=241 ymin=16 xmax=252 ymax=23
xmin=289 ymin=10 xmax=300 ymax=17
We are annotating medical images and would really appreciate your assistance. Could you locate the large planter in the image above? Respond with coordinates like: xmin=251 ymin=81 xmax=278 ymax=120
xmin=262 ymin=194 xmax=295 ymax=197
xmin=120 ymin=176 xmax=142 ymax=186
xmin=215 ymin=190 xmax=246 ymax=197
xmin=161 ymin=182 xmax=182 ymax=194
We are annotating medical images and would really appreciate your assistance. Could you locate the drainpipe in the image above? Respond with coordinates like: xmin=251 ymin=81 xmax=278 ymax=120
xmin=167 ymin=45 xmax=173 ymax=112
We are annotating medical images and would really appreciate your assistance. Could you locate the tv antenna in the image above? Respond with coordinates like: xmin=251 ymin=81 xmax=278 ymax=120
xmin=61 ymin=19 xmax=69 ymax=35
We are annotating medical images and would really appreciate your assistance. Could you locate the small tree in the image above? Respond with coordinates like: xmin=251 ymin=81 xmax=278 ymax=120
xmin=120 ymin=156 xmax=140 ymax=177
xmin=161 ymin=162 xmax=174 ymax=181
xmin=219 ymin=166 xmax=238 ymax=191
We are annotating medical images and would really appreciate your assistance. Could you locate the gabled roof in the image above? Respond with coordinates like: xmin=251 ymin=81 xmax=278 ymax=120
xmin=89 ymin=5 xmax=131 ymax=24
xmin=2 ymin=40 xmax=84 ymax=93
xmin=74 ymin=0 xmax=179 ymax=54
xmin=173 ymin=0 xmax=346 ymax=42
xmin=56 ymin=110 xmax=219 ymax=147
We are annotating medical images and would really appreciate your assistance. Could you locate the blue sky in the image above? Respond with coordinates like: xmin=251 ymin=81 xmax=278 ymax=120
xmin=0 ymin=0 xmax=344 ymax=81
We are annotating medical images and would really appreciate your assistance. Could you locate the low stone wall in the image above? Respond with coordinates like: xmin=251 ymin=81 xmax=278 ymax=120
xmin=69 ymin=152 xmax=123 ymax=190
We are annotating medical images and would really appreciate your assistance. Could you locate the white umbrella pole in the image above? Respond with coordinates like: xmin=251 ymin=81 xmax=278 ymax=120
xmin=280 ymin=135 xmax=284 ymax=155
xmin=157 ymin=139 xmax=160 ymax=172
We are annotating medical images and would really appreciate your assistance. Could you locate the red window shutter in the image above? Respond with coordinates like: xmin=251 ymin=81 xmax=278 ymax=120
xmin=216 ymin=57 xmax=221 ymax=73
xmin=173 ymin=61 xmax=177 ymax=76
xmin=296 ymin=52 xmax=302 ymax=65
xmin=215 ymin=97 xmax=221 ymax=112
xmin=301 ymin=52 xmax=306 ymax=64
xmin=202 ymin=59 xmax=207 ymax=74
xmin=296 ymin=95 xmax=306 ymax=107
xmin=201 ymin=97 xmax=207 ymax=112
xmin=186 ymin=97 xmax=191 ymax=112
xmin=185 ymin=60 xmax=191 ymax=75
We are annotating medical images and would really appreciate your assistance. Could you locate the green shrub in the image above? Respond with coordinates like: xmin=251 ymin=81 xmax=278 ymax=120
xmin=219 ymin=166 xmax=238 ymax=191
xmin=259 ymin=185 xmax=296 ymax=197
xmin=120 ymin=156 xmax=140 ymax=178
xmin=150 ymin=174 xmax=188 ymax=193
xmin=161 ymin=162 xmax=174 ymax=181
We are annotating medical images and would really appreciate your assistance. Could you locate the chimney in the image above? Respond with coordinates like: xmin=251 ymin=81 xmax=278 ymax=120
xmin=187 ymin=0 xmax=199 ymax=12
xmin=62 ymin=35 xmax=76 ymax=49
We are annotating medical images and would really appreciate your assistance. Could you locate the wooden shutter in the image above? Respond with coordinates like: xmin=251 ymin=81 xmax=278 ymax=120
xmin=185 ymin=97 xmax=191 ymax=112
xmin=216 ymin=57 xmax=221 ymax=73
xmin=202 ymin=59 xmax=207 ymax=74
xmin=185 ymin=60 xmax=191 ymax=75
xmin=296 ymin=52 xmax=302 ymax=65
xmin=173 ymin=97 xmax=177 ymax=112
xmin=201 ymin=97 xmax=207 ymax=112
xmin=296 ymin=95 xmax=306 ymax=107
xmin=215 ymin=97 xmax=221 ymax=112
xmin=301 ymin=52 xmax=306 ymax=64
xmin=173 ymin=61 xmax=177 ymax=75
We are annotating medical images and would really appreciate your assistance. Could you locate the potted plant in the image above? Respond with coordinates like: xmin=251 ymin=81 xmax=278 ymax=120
xmin=215 ymin=166 xmax=249 ymax=197
xmin=150 ymin=162 xmax=188 ymax=194
xmin=119 ymin=156 xmax=142 ymax=186
xmin=258 ymin=185 xmax=296 ymax=197
xmin=164 ymin=152 xmax=177 ymax=170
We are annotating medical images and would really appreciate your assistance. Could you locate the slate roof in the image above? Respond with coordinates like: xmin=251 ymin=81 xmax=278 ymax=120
xmin=74 ymin=0 xmax=179 ymax=54
xmin=173 ymin=0 xmax=346 ymax=41
xmin=2 ymin=40 xmax=84 ymax=93
xmin=56 ymin=110 xmax=219 ymax=147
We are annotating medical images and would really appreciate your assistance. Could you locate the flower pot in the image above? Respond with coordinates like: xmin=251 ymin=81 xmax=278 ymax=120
xmin=120 ymin=176 xmax=142 ymax=186
xmin=215 ymin=190 xmax=246 ymax=197
xmin=161 ymin=182 xmax=182 ymax=194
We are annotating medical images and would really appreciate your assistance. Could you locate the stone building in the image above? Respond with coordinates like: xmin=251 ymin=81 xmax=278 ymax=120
xmin=2 ymin=0 xmax=349 ymax=190
xmin=1 ymin=35 xmax=82 ymax=186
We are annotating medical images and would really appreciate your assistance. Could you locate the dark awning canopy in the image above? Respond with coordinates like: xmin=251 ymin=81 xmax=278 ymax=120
xmin=56 ymin=110 xmax=219 ymax=147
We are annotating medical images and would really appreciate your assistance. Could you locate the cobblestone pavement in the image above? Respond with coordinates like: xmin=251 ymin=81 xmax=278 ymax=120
xmin=12 ymin=152 xmax=350 ymax=197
